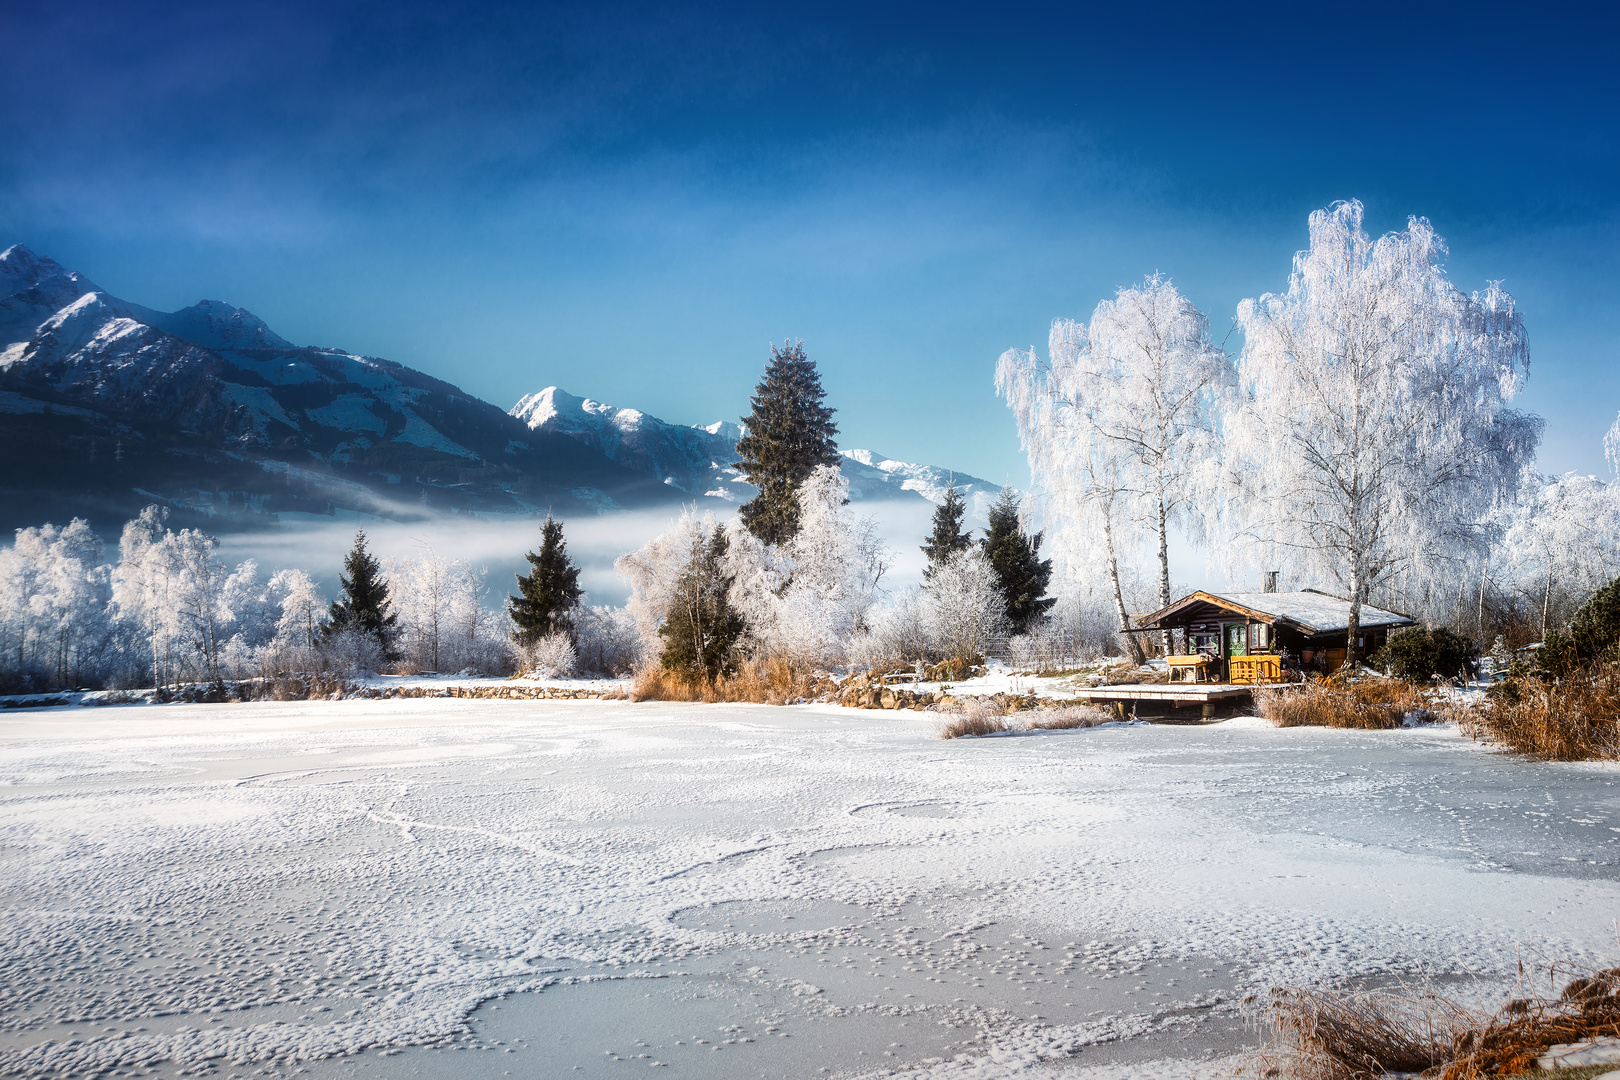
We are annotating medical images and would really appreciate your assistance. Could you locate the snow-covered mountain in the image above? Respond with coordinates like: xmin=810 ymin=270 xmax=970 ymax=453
xmin=0 ymin=245 xmax=676 ymax=531
xmin=0 ymin=243 xmax=1005 ymax=535
xmin=511 ymin=386 xmax=1002 ymax=520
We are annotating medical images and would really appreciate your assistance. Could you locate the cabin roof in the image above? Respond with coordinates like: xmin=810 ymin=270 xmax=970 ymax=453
xmin=1137 ymin=589 xmax=1414 ymax=636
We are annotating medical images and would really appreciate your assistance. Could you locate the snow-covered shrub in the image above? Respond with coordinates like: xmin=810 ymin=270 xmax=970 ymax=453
xmin=321 ymin=626 xmax=387 ymax=677
xmin=925 ymin=549 xmax=1006 ymax=660
xmin=521 ymin=631 xmax=577 ymax=678
xmin=572 ymin=605 xmax=641 ymax=675
xmin=1008 ymin=633 xmax=1039 ymax=670
xmin=728 ymin=466 xmax=889 ymax=667
xmin=849 ymin=588 xmax=933 ymax=671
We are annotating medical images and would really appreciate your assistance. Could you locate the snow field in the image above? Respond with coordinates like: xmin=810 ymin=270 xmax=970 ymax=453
xmin=1 ymin=700 xmax=1617 ymax=1079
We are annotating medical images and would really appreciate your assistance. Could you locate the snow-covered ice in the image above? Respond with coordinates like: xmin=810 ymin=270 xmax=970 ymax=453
xmin=1 ymin=700 xmax=1616 ymax=1079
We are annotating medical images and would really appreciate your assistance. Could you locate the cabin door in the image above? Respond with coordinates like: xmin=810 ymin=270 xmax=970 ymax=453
xmin=1226 ymin=623 xmax=1248 ymax=658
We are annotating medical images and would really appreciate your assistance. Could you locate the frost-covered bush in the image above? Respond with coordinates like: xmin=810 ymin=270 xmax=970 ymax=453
xmin=322 ymin=627 xmax=387 ymax=677
xmin=1008 ymin=633 xmax=1039 ymax=670
xmin=925 ymin=549 xmax=1006 ymax=659
xmin=730 ymin=466 xmax=889 ymax=667
xmin=520 ymin=631 xmax=577 ymax=678
xmin=570 ymin=605 xmax=641 ymax=675
xmin=850 ymin=588 xmax=933 ymax=671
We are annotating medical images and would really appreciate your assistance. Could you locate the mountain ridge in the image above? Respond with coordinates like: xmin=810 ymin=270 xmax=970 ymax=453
xmin=0 ymin=244 xmax=1005 ymax=535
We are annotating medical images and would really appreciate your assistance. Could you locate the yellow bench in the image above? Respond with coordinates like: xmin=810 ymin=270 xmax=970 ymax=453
xmin=1229 ymin=654 xmax=1282 ymax=685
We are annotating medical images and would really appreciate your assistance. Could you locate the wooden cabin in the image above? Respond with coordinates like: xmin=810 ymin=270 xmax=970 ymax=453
xmin=1135 ymin=589 xmax=1414 ymax=680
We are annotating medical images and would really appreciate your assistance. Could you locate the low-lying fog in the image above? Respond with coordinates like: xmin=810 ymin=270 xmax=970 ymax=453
xmin=214 ymin=499 xmax=942 ymax=609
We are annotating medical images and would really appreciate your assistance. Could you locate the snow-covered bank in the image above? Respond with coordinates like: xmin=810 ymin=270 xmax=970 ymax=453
xmin=1 ymin=700 xmax=1615 ymax=1079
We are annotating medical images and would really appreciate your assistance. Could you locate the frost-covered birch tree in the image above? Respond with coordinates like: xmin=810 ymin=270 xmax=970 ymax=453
xmin=1083 ymin=277 xmax=1233 ymax=622
xmin=997 ymin=279 xmax=1227 ymax=660
xmin=269 ymin=569 xmax=327 ymax=649
xmin=1227 ymin=200 xmax=1542 ymax=666
xmin=924 ymin=549 xmax=1006 ymax=659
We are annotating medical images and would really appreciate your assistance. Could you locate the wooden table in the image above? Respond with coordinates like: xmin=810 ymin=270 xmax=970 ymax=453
xmin=1166 ymin=654 xmax=1215 ymax=683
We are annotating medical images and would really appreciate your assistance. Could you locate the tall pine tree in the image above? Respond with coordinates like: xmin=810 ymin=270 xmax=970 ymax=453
xmin=921 ymin=485 xmax=974 ymax=582
xmin=981 ymin=489 xmax=1055 ymax=634
xmin=509 ymin=515 xmax=583 ymax=645
xmin=325 ymin=530 xmax=398 ymax=655
xmin=659 ymin=525 xmax=745 ymax=682
xmin=734 ymin=340 xmax=840 ymax=545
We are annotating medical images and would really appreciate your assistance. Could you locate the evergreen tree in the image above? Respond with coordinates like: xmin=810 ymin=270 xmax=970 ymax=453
xmin=659 ymin=525 xmax=745 ymax=681
xmin=1570 ymin=575 xmax=1620 ymax=661
xmin=921 ymin=485 xmax=973 ymax=581
xmin=735 ymin=340 xmax=840 ymax=545
xmin=980 ymin=488 xmax=1055 ymax=634
xmin=325 ymin=530 xmax=398 ymax=655
xmin=509 ymin=515 xmax=583 ymax=645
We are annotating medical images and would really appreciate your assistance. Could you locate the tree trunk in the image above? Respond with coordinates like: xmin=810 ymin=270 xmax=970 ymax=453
xmin=1102 ymin=513 xmax=1146 ymax=664
xmin=1542 ymin=568 xmax=1553 ymax=641
xmin=1345 ymin=562 xmax=1365 ymax=672
xmin=1155 ymin=486 xmax=1172 ymax=657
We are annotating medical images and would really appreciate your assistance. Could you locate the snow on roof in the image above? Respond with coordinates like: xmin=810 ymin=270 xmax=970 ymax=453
xmin=1151 ymin=590 xmax=1413 ymax=633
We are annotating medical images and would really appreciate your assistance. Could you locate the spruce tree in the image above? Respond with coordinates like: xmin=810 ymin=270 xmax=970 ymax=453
xmin=981 ymin=488 xmax=1055 ymax=634
xmin=509 ymin=515 xmax=583 ymax=646
xmin=734 ymin=340 xmax=840 ymax=545
xmin=659 ymin=525 xmax=745 ymax=682
xmin=325 ymin=530 xmax=398 ymax=655
xmin=921 ymin=485 xmax=973 ymax=582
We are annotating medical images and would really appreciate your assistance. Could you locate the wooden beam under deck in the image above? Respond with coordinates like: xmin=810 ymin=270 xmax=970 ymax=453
xmin=1066 ymin=683 xmax=1265 ymax=705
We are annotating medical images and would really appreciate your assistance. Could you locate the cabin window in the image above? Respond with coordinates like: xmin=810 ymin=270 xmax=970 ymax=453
xmin=1190 ymin=631 xmax=1219 ymax=656
xmin=1249 ymin=623 xmax=1269 ymax=650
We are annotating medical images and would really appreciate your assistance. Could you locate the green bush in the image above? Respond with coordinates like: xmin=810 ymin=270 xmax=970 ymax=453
xmin=1534 ymin=628 xmax=1580 ymax=679
xmin=1571 ymin=576 xmax=1620 ymax=661
xmin=1371 ymin=626 xmax=1478 ymax=682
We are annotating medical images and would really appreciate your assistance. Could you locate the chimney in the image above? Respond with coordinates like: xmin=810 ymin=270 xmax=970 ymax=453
xmin=1264 ymin=571 xmax=1279 ymax=593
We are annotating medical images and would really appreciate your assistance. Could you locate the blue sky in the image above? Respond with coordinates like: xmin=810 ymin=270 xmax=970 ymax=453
xmin=3 ymin=0 xmax=1617 ymax=488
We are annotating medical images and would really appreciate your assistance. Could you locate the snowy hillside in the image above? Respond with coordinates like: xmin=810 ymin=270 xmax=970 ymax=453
xmin=512 ymin=385 xmax=1002 ymax=516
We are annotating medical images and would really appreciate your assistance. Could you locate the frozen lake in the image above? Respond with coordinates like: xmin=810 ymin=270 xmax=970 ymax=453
xmin=2 ymin=701 xmax=1617 ymax=1079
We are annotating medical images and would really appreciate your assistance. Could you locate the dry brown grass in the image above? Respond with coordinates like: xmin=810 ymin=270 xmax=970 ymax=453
xmin=1242 ymin=965 xmax=1620 ymax=1080
xmin=1462 ymin=667 xmax=1620 ymax=761
xmin=1254 ymin=677 xmax=1430 ymax=730
xmin=1026 ymin=703 xmax=1114 ymax=730
xmin=630 ymin=657 xmax=823 ymax=706
xmin=938 ymin=699 xmax=1111 ymax=738
xmin=938 ymin=699 xmax=1010 ymax=739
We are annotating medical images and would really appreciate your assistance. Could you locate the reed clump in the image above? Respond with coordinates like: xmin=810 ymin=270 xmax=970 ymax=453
xmin=1254 ymin=676 xmax=1431 ymax=730
xmin=1462 ymin=665 xmax=1620 ymax=761
xmin=630 ymin=657 xmax=826 ymax=705
xmin=1243 ymin=964 xmax=1620 ymax=1080
xmin=937 ymin=698 xmax=1110 ymax=739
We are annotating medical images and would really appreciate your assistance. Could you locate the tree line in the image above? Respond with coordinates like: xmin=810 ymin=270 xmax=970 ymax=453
xmin=5 ymin=199 xmax=1605 ymax=692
